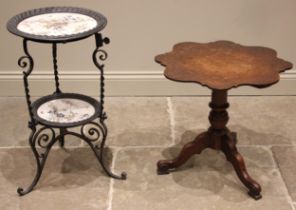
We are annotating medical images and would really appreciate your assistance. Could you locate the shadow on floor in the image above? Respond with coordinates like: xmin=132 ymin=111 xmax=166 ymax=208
xmin=0 ymin=146 xmax=113 ymax=193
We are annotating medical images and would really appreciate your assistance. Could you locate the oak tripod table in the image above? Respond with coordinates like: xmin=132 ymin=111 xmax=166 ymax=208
xmin=7 ymin=7 xmax=126 ymax=196
xmin=155 ymin=41 xmax=293 ymax=200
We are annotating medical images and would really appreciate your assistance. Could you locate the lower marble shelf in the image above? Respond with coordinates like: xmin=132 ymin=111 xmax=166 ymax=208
xmin=32 ymin=93 xmax=101 ymax=128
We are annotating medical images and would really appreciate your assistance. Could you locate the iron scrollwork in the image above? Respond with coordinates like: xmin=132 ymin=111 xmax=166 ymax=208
xmin=35 ymin=126 xmax=56 ymax=152
xmin=81 ymin=122 xmax=105 ymax=146
xmin=68 ymin=121 xmax=126 ymax=180
xmin=16 ymin=33 xmax=126 ymax=197
xmin=92 ymin=33 xmax=110 ymax=121
xmin=17 ymin=126 xmax=57 ymax=196
xmin=18 ymin=39 xmax=35 ymax=126
xmin=17 ymin=120 xmax=126 ymax=196
xmin=79 ymin=121 xmax=126 ymax=180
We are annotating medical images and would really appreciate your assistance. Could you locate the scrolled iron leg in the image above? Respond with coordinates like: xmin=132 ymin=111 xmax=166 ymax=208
xmin=91 ymin=33 xmax=125 ymax=179
xmin=90 ymin=142 xmax=127 ymax=180
xmin=17 ymin=130 xmax=38 ymax=196
xmin=97 ymin=123 xmax=126 ymax=180
xmin=17 ymin=126 xmax=56 ymax=196
xmin=80 ymin=121 xmax=127 ymax=180
xmin=221 ymin=134 xmax=262 ymax=200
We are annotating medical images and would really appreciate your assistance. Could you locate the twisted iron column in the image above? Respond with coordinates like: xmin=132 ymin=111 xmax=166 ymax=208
xmin=92 ymin=33 xmax=109 ymax=121
xmin=52 ymin=43 xmax=61 ymax=94
xmin=52 ymin=43 xmax=65 ymax=147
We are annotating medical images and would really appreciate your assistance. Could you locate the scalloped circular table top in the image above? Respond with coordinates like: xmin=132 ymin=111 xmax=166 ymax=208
xmin=155 ymin=41 xmax=293 ymax=90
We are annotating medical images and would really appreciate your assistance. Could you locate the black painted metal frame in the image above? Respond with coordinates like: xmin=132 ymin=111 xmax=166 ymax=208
xmin=9 ymin=8 xmax=126 ymax=196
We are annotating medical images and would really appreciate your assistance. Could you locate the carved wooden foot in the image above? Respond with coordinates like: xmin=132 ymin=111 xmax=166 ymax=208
xmin=221 ymin=134 xmax=262 ymax=200
xmin=157 ymin=132 xmax=209 ymax=175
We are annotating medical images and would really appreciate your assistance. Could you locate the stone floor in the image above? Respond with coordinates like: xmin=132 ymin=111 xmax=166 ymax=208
xmin=0 ymin=96 xmax=295 ymax=210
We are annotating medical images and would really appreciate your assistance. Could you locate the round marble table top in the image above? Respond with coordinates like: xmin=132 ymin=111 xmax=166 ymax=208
xmin=155 ymin=41 xmax=293 ymax=90
xmin=37 ymin=98 xmax=95 ymax=124
xmin=17 ymin=13 xmax=97 ymax=37
xmin=7 ymin=7 xmax=107 ymax=43
xmin=32 ymin=93 xmax=101 ymax=127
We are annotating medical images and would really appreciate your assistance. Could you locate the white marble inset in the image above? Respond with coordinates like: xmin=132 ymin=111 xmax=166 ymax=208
xmin=17 ymin=13 xmax=98 ymax=36
xmin=37 ymin=98 xmax=95 ymax=123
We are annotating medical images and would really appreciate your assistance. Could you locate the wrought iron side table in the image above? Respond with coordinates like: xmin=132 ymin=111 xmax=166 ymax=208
xmin=7 ymin=7 xmax=126 ymax=196
xmin=155 ymin=41 xmax=293 ymax=200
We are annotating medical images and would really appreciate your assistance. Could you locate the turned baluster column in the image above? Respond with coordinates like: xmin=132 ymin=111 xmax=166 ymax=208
xmin=208 ymin=90 xmax=230 ymax=150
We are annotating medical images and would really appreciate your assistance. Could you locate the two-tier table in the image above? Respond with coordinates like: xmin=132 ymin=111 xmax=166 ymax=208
xmin=7 ymin=7 xmax=126 ymax=196
xmin=155 ymin=41 xmax=293 ymax=200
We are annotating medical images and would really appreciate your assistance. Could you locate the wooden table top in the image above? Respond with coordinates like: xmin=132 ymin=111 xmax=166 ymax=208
xmin=155 ymin=41 xmax=293 ymax=90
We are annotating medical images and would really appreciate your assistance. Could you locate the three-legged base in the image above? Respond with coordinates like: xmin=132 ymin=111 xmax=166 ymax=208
xmin=157 ymin=90 xmax=262 ymax=200
xmin=17 ymin=121 xmax=126 ymax=196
